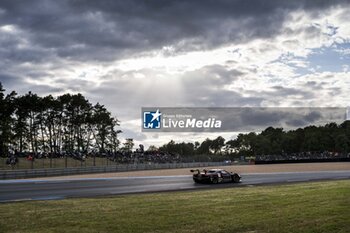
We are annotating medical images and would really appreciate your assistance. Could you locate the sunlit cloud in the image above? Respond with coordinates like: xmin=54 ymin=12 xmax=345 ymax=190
xmin=1 ymin=0 xmax=350 ymax=147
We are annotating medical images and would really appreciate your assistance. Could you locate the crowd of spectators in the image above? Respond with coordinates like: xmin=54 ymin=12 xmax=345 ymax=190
xmin=106 ymin=151 xmax=181 ymax=164
xmin=256 ymin=151 xmax=350 ymax=162
xmin=4 ymin=149 xmax=181 ymax=166
xmin=5 ymin=149 xmax=350 ymax=167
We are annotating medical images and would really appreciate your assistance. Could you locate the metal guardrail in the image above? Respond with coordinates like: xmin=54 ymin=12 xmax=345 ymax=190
xmin=0 ymin=162 xmax=228 ymax=179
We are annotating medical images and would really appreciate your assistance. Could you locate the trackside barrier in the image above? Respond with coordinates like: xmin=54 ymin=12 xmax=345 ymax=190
xmin=0 ymin=162 xmax=229 ymax=179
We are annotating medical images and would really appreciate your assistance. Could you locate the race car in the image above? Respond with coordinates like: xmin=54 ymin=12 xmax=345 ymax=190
xmin=190 ymin=168 xmax=241 ymax=184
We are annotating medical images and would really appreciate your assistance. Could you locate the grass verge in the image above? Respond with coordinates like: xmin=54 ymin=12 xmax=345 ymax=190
xmin=0 ymin=180 xmax=349 ymax=233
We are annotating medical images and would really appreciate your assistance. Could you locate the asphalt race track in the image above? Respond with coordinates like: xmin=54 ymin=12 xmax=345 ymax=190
xmin=1 ymin=171 xmax=350 ymax=203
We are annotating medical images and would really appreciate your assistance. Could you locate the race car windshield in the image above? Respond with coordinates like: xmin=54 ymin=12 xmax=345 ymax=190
xmin=207 ymin=170 xmax=218 ymax=173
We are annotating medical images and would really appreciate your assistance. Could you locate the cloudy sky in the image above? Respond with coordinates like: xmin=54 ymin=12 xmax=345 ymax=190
xmin=1 ymin=0 xmax=350 ymax=147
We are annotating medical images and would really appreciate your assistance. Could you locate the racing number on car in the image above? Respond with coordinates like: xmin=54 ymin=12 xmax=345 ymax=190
xmin=222 ymin=171 xmax=231 ymax=181
xmin=217 ymin=172 xmax=223 ymax=182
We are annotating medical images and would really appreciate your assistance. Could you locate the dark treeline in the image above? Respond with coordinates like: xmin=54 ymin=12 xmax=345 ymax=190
xmin=230 ymin=123 xmax=350 ymax=156
xmin=156 ymin=121 xmax=350 ymax=158
xmin=0 ymin=83 xmax=121 ymax=157
xmin=2 ymin=82 xmax=350 ymax=162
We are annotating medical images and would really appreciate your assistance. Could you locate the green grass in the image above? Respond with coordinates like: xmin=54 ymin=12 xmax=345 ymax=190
xmin=0 ymin=180 xmax=349 ymax=233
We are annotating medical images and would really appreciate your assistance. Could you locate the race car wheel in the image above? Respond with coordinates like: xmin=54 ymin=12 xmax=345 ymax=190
xmin=212 ymin=178 xmax=218 ymax=184
xmin=232 ymin=174 xmax=240 ymax=183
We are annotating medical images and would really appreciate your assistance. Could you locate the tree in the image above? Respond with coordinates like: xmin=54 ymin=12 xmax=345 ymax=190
xmin=194 ymin=141 xmax=200 ymax=151
xmin=147 ymin=145 xmax=158 ymax=151
xmin=91 ymin=103 xmax=120 ymax=153
xmin=225 ymin=139 xmax=239 ymax=154
xmin=123 ymin=138 xmax=134 ymax=152
xmin=0 ymin=83 xmax=16 ymax=156
xmin=196 ymin=138 xmax=212 ymax=154
xmin=0 ymin=82 xmax=122 ymax=156
xmin=210 ymin=136 xmax=225 ymax=154
xmin=335 ymin=134 xmax=349 ymax=153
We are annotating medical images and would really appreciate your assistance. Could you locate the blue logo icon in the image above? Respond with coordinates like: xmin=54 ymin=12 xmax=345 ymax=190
xmin=143 ymin=109 xmax=162 ymax=129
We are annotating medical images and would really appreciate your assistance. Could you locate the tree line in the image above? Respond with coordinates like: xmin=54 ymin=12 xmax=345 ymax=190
xmin=155 ymin=121 xmax=350 ymax=157
xmin=2 ymin=82 xmax=350 ymax=159
xmin=0 ymin=83 xmax=121 ymax=156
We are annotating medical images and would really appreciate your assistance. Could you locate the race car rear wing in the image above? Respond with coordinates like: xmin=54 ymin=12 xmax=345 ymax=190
xmin=190 ymin=169 xmax=200 ymax=174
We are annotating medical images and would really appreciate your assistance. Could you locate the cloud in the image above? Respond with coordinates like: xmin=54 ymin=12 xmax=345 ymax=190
xmin=0 ymin=0 xmax=348 ymax=62
xmin=1 ymin=0 xmax=350 ymax=146
xmin=0 ymin=73 xmax=21 ymax=87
